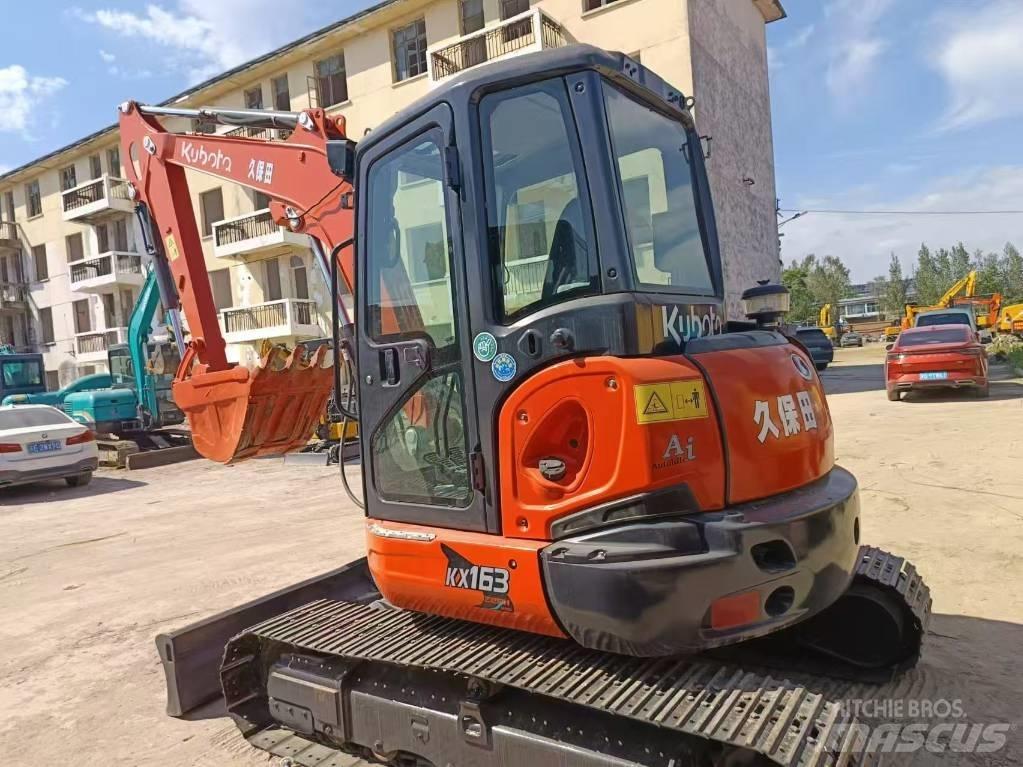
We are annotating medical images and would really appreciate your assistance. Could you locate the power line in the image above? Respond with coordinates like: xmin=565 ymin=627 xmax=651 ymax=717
xmin=778 ymin=207 xmax=1023 ymax=216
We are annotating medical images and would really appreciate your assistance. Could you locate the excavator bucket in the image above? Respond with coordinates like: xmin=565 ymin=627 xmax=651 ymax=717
xmin=174 ymin=344 xmax=335 ymax=464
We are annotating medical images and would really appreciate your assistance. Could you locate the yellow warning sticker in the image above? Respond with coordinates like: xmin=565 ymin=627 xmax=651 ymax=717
xmin=634 ymin=380 xmax=709 ymax=424
xmin=165 ymin=233 xmax=180 ymax=262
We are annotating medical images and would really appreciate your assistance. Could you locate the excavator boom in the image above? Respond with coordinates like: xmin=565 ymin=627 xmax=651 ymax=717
xmin=117 ymin=103 xmax=357 ymax=462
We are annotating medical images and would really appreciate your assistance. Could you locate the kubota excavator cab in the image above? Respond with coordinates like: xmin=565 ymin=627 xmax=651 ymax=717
xmin=154 ymin=47 xmax=927 ymax=765
xmin=346 ymin=46 xmax=909 ymax=660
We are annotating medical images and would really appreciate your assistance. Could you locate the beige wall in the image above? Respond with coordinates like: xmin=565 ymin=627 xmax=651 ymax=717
xmin=0 ymin=0 xmax=780 ymax=379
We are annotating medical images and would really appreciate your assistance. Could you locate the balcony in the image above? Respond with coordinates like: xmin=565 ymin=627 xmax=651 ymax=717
xmin=220 ymin=298 xmax=323 ymax=344
xmin=0 ymin=282 xmax=27 ymax=312
xmin=224 ymin=125 xmax=293 ymax=141
xmin=0 ymin=221 xmax=18 ymax=250
xmin=74 ymin=327 xmax=128 ymax=365
xmin=212 ymin=208 xmax=310 ymax=259
xmin=61 ymin=174 xmax=134 ymax=222
xmin=69 ymin=252 xmax=145 ymax=294
xmin=428 ymin=8 xmax=567 ymax=83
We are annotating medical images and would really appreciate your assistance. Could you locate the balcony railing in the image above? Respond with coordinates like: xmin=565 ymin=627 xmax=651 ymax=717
xmin=212 ymin=208 xmax=310 ymax=258
xmin=0 ymin=221 xmax=17 ymax=246
xmin=0 ymin=281 xmax=26 ymax=307
xmin=214 ymin=209 xmax=278 ymax=248
xmin=430 ymin=9 xmax=566 ymax=81
xmin=61 ymin=174 xmax=133 ymax=221
xmin=69 ymin=252 xmax=143 ymax=285
xmin=74 ymin=327 xmax=128 ymax=358
xmin=222 ymin=298 xmax=318 ymax=334
xmin=224 ymin=125 xmax=293 ymax=141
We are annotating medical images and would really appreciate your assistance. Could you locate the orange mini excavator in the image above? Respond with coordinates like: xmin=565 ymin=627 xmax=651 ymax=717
xmin=129 ymin=47 xmax=931 ymax=767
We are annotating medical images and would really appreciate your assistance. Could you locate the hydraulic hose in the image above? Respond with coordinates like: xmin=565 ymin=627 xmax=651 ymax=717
xmin=329 ymin=238 xmax=363 ymax=509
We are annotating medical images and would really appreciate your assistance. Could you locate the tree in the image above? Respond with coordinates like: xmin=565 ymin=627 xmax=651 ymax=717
xmin=805 ymin=255 xmax=852 ymax=331
xmin=1004 ymin=242 xmax=1023 ymax=302
xmin=972 ymin=248 xmax=1002 ymax=296
xmin=781 ymin=255 xmax=817 ymax=323
xmin=914 ymin=243 xmax=944 ymax=305
xmin=882 ymin=253 xmax=909 ymax=319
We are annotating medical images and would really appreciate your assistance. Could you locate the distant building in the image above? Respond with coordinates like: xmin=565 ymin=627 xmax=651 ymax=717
xmin=0 ymin=0 xmax=784 ymax=387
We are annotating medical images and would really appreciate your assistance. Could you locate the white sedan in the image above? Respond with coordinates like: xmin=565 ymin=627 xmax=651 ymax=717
xmin=0 ymin=405 xmax=99 ymax=489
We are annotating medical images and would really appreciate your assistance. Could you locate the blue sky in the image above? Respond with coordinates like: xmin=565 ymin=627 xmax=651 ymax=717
xmin=2 ymin=0 xmax=1021 ymax=281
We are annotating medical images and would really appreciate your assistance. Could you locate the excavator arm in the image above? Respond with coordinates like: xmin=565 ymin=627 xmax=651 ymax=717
xmin=116 ymin=103 xmax=356 ymax=462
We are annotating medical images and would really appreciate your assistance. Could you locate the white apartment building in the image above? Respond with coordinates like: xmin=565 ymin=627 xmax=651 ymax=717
xmin=0 ymin=0 xmax=784 ymax=388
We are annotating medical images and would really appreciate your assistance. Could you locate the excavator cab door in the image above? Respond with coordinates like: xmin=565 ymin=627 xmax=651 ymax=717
xmin=355 ymin=105 xmax=487 ymax=531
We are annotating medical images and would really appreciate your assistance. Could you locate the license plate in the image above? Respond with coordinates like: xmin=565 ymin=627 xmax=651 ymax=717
xmin=28 ymin=439 xmax=62 ymax=454
xmin=920 ymin=372 xmax=948 ymax=380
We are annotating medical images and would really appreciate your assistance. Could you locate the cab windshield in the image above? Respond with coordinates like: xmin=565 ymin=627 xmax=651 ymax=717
xmin=602 ymin=80 xmax=713 ymax=294
xmin=1 ymin=359 xmax=43 ymax=389
xmin=480 ymin=77 xmax=714 ymax=323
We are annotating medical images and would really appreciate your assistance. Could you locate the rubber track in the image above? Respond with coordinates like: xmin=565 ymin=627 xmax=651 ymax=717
xmin=227 ymin=547 xmax=931 ymax=767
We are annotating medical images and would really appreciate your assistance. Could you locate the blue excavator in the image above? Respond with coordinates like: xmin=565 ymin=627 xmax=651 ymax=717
xmin=3 ymin=267 xmax=186 ymax=434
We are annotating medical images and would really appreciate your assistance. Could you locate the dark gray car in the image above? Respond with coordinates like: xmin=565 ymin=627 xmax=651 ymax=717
xmin=794 ymin=327 xmax=834 ymax=371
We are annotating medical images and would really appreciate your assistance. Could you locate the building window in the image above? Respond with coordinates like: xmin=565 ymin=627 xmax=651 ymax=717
xmin=73 ymin=298 xmax=91 ymax=333
xmin=96 ymin=223 xmax=110 ymax=253
xmin=209 ymin=269 xmax=233 ymax=310
xmin=200 ymin=188 xmax=225 ymax=237
xmin=460 ymin=0 xmax=485 ymax=33
xmin=45 ymin=370 xmax=59 ymax=390
xmin=500 ymin=0 xmax=530 ymax=41
xmin=25 ymin=181 xmax=41 ymax=217
xmin=272 ymin=74 xmax=291 ymax=111
xmin=290 ymin=255 xmax=309 ymax=300
xmin=107 ymin=147 xmax=121 ymax=176
xmin=314 ymin=52 xmax=348 ymax=107
xmin=514 ymin=202 xmax=548 ymax=259
xmin=32 ymin=245 xmax=47 ymax=281
xmin=264 ymin=257 xmax=283 ymax=301
xmin=60 ymin=164 xmax=78 ymax=192
xmin=2 ymin=190 xmax=14 ymax=222
xmin=38 ymin=308 xmax=54 ymax=345
xmin=113 ymin=217 xmax=129 ymax=250
xmin=244 ymin=85 xmax=264 ymax=109
xmin=66 ymin=233 xmax=84 ymax=263
xmin=89 ymin=154 xmax=103 ymax=180
xmin=393 ymin=19 xmax=428 ymax=82
xmin=253 ymin=190 xmax=271 ymax=210
xmin=583 ymin=0 xmax=618 ymax=10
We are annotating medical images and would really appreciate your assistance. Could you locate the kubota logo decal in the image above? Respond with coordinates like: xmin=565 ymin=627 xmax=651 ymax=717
xmin=442 ymin=544 xmax=513 ymax=612
xmin=179 ymin=141 xmax=233 ymax=172
xmin=661 ymin=305 xmax=724 ymax=345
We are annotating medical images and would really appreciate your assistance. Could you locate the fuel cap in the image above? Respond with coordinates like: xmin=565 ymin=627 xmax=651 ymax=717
xmin=538 ymin=457 xmax=567 ymax=481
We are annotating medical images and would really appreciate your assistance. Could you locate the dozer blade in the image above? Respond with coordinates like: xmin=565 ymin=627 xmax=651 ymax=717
xmin=174 ymin=343 xmax=335 ymax=464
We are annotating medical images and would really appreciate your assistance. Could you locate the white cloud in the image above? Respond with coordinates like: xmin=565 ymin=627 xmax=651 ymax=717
xmin=98 ymin=49 xmax=117 ymax=63
xmin=74 ymin=1 xmax=318 ymax=81
xmin=824 ymin=0 xmax=892 ymax=99
xmin=932 ymin=0 xmax=1023 ymax=131
xmin=0 ymin=65 xmax=68 ymax=137
xmin=779 ymin=166 xmax=1023 ymax=280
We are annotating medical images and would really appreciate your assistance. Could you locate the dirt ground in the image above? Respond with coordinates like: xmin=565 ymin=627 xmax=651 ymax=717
xmin=1 ymin=344 xmax=1022 ymax=766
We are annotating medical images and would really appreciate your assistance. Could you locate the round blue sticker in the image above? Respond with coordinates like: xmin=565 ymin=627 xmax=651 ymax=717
xmin=491 ymin=353 xmax=517 ymax=382
xmin=472 ymin=331 xmax=498 ymax=362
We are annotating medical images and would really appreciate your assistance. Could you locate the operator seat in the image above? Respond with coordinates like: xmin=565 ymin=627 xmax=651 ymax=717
xmin=542 ymin=198 xmax=589 ymax=301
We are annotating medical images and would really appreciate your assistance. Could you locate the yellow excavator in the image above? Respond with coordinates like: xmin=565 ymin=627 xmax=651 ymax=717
xmin=995 ymin=302 xmax=1023 ymax=337
xmin=900 ymin=270 xmax=1001 ymax=330
xmin=818 ymin=303 xmax=836 ymax=339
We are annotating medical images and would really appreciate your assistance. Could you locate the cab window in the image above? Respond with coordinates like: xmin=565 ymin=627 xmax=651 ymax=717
xmin=602 ymin=80 xmax=713 ymax=294
xmin=480 ymin=79 xmax=599 ymax=322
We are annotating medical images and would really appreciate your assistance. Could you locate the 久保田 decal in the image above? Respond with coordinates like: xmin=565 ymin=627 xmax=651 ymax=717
xmin=442 ymin=543 xmax=513 ymax=612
